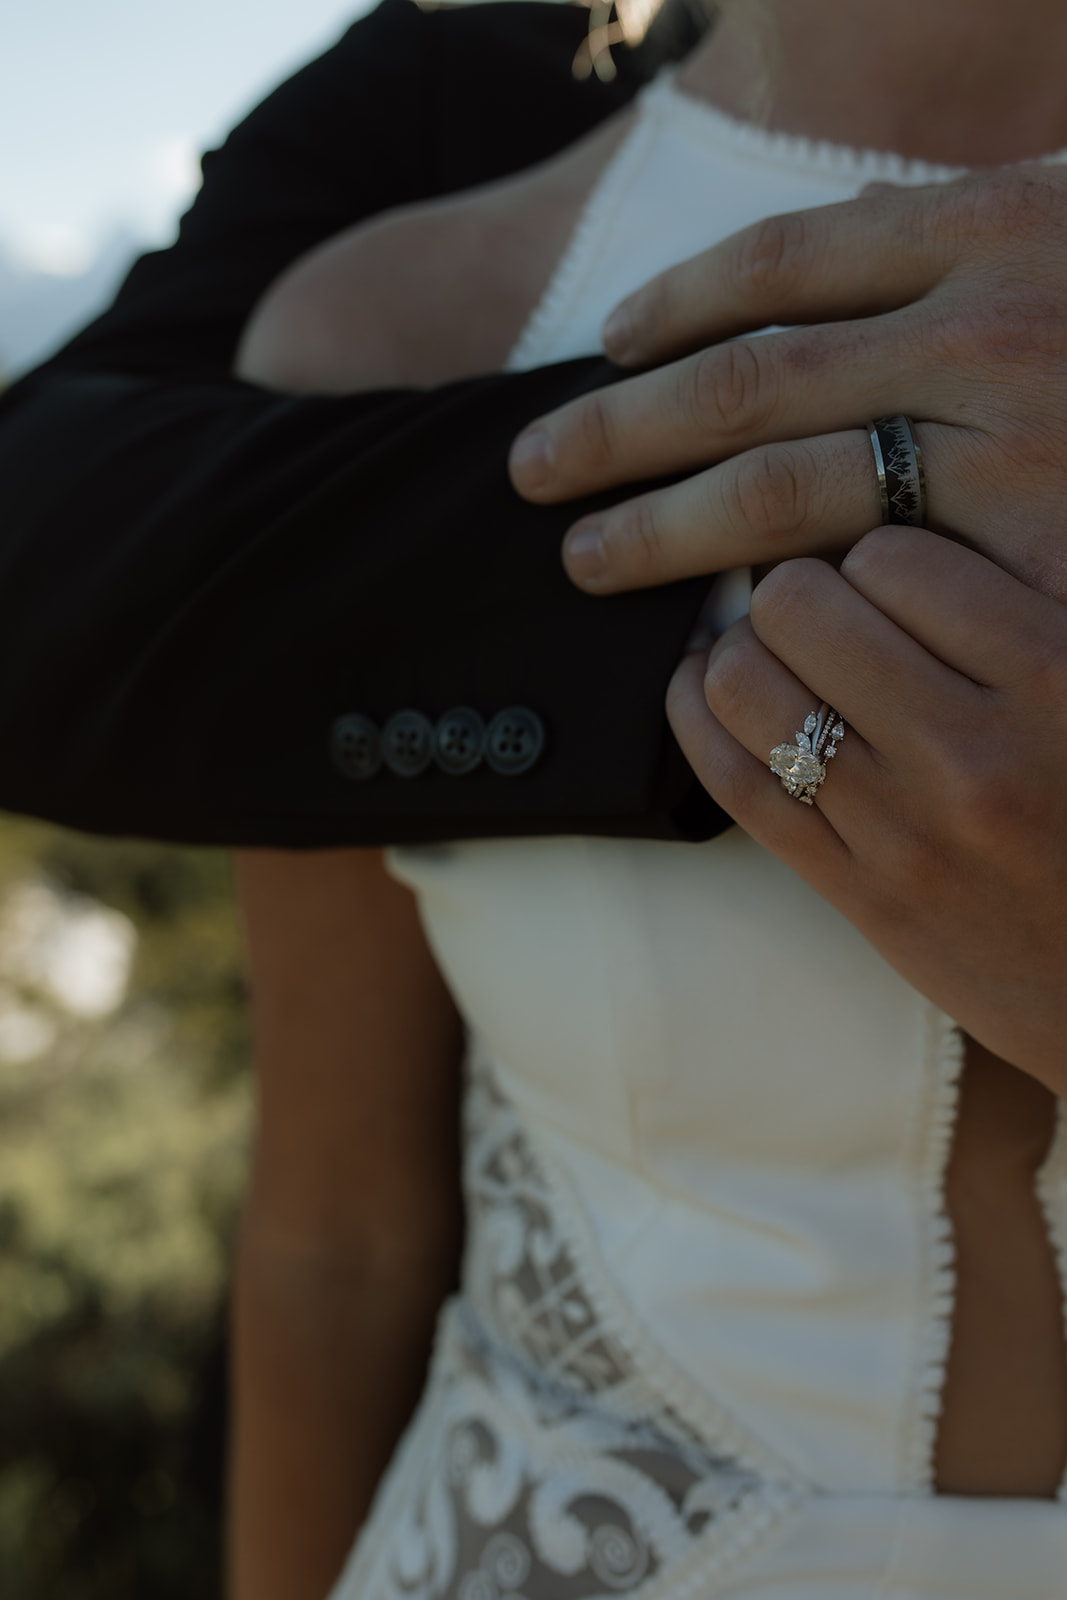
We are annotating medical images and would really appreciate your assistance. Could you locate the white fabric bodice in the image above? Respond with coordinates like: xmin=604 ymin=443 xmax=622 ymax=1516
xmin=507 ymin=69 xmax=966 ymax=371
xmin=331 ymin=72 xmax=1067 ymax=1600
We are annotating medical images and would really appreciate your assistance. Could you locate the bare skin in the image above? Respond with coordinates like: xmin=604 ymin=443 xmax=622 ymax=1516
xmin=231 ymin=2 xmax=1067 ymax=1576
xmin=691 ymin=0 xmax=1067 ymax=165
xmin=235 ymin=114 xmax=635 ymax=394
xmin=229 ymin=851 xmax=464 ymax=1600
xmin=229 ymin=128 xmax=640 ymax=1597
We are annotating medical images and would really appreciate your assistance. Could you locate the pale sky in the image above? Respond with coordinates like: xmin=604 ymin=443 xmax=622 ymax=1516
xmin=1 ymin=0 xmax=379 ymax=274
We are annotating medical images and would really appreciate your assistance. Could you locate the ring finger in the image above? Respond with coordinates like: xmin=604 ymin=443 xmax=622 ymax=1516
xmin=562 ymin=422 xmax=949 ymax=593
xmin=666 ymin=647 xmax=849 ymax=889
xmin=675 ymin=617 xmax=888 ymax=835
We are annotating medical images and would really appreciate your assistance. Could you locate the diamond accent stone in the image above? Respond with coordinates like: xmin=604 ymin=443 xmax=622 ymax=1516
xmin=770 ymin=704 xmax=842 ymax=801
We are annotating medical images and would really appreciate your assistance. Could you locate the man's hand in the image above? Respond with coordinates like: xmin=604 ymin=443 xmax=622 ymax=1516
xmin=665 ymin=527 xmax=1067 ymax=1096
xmin=507 ymin=166 xmax=1067 ymax=602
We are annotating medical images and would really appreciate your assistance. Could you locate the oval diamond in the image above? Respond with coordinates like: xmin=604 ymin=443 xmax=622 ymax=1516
xmin=769 ymin=742 xmax=800 ymax=779
xmin=770 ymin=743 xmax=824 ymax=789
xmin=792 ymin=753 xmax=824 ymax=786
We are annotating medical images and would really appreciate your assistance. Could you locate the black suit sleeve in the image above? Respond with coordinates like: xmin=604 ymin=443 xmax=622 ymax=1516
xmin=0 ymin=0 xmax=726 ymax=847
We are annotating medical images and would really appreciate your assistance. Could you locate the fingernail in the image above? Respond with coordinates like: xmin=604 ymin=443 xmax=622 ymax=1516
xmin=563 ymin=522 xmax=606 ymax=582
xmin=601 ymin=303 xmax=634 ymax=363
xmin=509 ymin=428 xmax=553 ymax=493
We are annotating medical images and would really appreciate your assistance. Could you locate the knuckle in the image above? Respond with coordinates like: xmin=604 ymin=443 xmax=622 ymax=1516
xmin=905 ymin=167 xmax=1067 ymax=298
xmin=728 ymin=445 xmax=815 ymax=543
xmin=607 ymin=496 xmax=664 ymax=579
xmin=962 ymin=283 xmax=1067 ymax=374
xmin=938 ymin=167 xmax=1040 ymax=254
xmin=839 ymin=525 xmax=912 ymax=586
xmin=967 ymin=166 xmax=1060 ymax=240
xmin=702 ymin=634 xmax=757 ymax=726
xmin=910 ymin=296 xmax=972 ymax=370
xmin=749 ymin=556 xmax=826 ymax=634
xmin=731 ymin=211 xmax=812 ymax=303
xmin=571 ymin=389 xmax=619 ymax=475
xmin=636 ymin=266 xmax=674 ymax=344
xmin=689 ymin=341 xmax=776 ymax=439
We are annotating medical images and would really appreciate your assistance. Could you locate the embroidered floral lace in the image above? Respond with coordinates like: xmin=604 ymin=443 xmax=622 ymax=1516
xmin=343 ymin=1066 xmax=801 ymax=1600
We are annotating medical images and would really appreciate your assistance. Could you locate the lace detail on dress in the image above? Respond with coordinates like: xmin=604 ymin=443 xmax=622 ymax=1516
xmin=462 ymin=1069 xmax=640 ymax=1401
xmin=460 ymin=1060 xmax=802 ymax=1483
xmin=900 ymin=1008 xmax=965 ymax=1493
xmin=335 ymin=1062 xmax=802 ymax=1600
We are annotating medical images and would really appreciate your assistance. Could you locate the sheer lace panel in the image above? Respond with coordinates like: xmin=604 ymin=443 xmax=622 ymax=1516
xmin=459 ymin=1065 xmax=801 ymax=1484
xmin=340 ymin=1065 xmax=801 ymax=1600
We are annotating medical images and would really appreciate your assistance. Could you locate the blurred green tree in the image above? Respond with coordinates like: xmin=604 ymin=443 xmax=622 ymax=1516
xmin=0 ymin=815 xmax=249 ymax=1600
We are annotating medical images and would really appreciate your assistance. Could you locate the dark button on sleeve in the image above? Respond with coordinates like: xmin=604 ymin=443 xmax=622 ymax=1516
xmin=434 ymin=707 xmax=486 ymax=776
xmin=484 ymin=707 xmax=545 ymax=776
xmin=329 ymin=713 xmax=382 ymax=782
xmin=382 ymin=709 xmax=436 ymax=777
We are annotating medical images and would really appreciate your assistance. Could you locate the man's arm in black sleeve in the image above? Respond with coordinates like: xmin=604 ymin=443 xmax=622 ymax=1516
xmin=0 ymin=0 xmax=724 ymax=847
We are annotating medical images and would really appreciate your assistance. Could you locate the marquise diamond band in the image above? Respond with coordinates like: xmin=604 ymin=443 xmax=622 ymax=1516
xmin=769 ymin=702 xmax=845 ymax=804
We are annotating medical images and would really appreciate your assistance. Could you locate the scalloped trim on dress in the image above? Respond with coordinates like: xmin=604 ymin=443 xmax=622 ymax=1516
xmin=1035 ymin=1095 xmax=1067 ymax=1506
xmin=505 ymin=93 xmax=655 ymax=374
xmin=899 ymin=1008 xmax=965 ymax=1494
xmin=465 ymin=1044 xmax=809 ymax=1490
xmin=648 ymin=68 xmax=964 ymax=188
xmin=329 ymin=1296 xmax=803 ymax=1600
xmin=648 ymin=69 xmax=1067 ymax=184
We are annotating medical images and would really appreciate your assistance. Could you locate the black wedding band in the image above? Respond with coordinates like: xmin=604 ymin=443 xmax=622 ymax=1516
xmin=867 ymin=415 xmax=927 ymax=527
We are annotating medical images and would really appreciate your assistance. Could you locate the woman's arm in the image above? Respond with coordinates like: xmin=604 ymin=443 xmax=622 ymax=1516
xmin=225 ymin=125 xmax=690 ymax=1599
xmin=229 ymin=849 xmax=464 ymax=1600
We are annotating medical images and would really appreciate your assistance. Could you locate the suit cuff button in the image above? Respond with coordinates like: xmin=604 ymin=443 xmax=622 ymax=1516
xmin=485 ymin=707 xmax=545 ymax=776
xmin=330 ymin=714 xmax=382 ymax=782
xmin=434 ymin=707 xmax=486 ymax=775
xmin=382 ymin=710 xmax=436 ymax=777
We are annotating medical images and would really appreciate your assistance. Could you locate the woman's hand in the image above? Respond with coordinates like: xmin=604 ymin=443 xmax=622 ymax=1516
xmin=667 ymin=525 xmax=1067 ymax=1096
xmin=505 ymin=165 xmax=1067 ymax=604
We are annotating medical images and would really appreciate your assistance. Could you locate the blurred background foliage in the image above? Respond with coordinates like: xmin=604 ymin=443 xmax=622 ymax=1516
xmin=0 ymin=813 xmax=249 ymax=1599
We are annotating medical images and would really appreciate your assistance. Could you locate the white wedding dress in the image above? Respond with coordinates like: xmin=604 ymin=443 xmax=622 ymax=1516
xmin=328 ymin=72 xmax=1067 ymax=1599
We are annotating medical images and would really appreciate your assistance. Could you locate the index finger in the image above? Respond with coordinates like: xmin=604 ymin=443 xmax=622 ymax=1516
xmin=600 ymin=179 xmax=964 ymax=368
